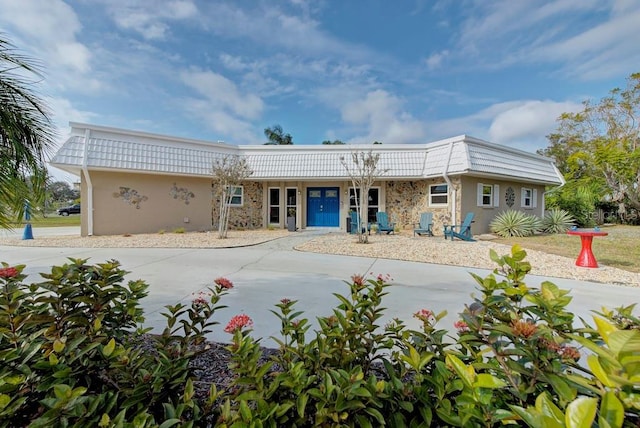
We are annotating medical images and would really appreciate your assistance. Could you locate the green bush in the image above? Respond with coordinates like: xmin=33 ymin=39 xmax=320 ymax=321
xmin=542 ymin=208 xmax=575 ymax=233
xmin=0 ymin=260 xmax=230 ymax=426
xmin=2 ymin=250 xmax=640 ymax=427
xmin=547 ymin=184 xmax=597 ymax=227
xmin=490 ymin=209 xmax=541 ymax=237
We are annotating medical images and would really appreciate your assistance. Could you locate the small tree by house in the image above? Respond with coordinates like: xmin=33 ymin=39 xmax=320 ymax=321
xmin=212 ymin=154 xmax=253 ymax=238
xmin=340 ymin=150 xmax=388 ymax=243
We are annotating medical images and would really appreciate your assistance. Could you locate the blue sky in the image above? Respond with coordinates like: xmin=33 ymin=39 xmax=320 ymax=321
xmin=1 ymin=0 xmax=639 ymax=181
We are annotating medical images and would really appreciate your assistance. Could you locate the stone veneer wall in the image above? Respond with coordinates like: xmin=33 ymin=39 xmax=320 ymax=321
xmin=385 ymin=177 xmax=462 ymax=235
xmin=211 ymin=182 xmax=263 ymax=229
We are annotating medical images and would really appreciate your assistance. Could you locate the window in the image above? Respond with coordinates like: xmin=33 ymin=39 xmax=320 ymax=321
xmin=521 ymin=187 xmax=537 ymax=208
xmin=268 ymin=188 xmax=280 ymax=223
xmin=286 ymin=188 xmax=297 ymax=218
xmin=349 ymin=187 xmax=379 ymax=223
xmin=477 ymin=183 xmax=499 ymax=207
xmin=226 ymin=185 xmax=243 ymax=206
xmin=429 ymin=184 xmax=448 ymax=206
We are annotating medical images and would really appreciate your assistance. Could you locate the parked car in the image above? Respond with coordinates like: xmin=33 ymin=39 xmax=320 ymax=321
xmin=57 ymin=204 xmax=81 ymax=216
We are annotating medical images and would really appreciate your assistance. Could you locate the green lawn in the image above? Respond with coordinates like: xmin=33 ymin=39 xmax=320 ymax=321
xmin=13 ymin=214 xmax=81 ymax=227
xmin=494 ymin=225 xmax=640 ymax=273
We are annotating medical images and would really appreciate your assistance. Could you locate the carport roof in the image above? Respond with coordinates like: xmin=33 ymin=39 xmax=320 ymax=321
xmin=50 ymin=123 xmax=564 ymax=185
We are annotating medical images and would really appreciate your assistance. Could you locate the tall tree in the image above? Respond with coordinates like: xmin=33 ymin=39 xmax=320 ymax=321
xmin=0 ymin=35 xmax=55 ymax=228
xmin=542 ymin=72 xmax=640 ymax=220
xmin=47 ymin=180 xmax=79 ymax=206
xmin=264 ymin=125 xmax=293 ymax=145
xmin=211 ymin=154 xmax=253 ymax=238
xmin=322 ymin=139 xmax=344 ymax=145
xmin=340 ymin=151 xmax=388 ymax=243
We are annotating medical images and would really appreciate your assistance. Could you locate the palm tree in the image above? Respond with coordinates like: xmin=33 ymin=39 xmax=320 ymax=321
xmin=263 ymin=125 xmax=293 ymax=145
xmin=0 ymin=35 xmax=55 ymax=228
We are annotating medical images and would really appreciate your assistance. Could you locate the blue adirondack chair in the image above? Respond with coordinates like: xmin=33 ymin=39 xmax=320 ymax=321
xmin=413 ymin=212 xmax=433 ymax=237
xmin=349 ymin=211 xmax=360 ymax=234
xmin=443 ymin=212 xmax=475 ymax=241
xmin=375 ymin=211 xmax=395 ymax=234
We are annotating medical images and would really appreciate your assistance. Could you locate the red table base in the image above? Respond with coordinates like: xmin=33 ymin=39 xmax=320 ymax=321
xmin=567 ymin=230 xmax=608 ymax=268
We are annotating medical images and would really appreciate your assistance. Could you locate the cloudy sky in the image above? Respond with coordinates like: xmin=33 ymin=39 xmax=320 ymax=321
xmin=2 ymin=0 xmax=639 ymax=178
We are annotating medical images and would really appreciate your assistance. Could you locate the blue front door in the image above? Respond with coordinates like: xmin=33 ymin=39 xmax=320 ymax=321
xmin=307 ymin=187 xmax=340 ymax=227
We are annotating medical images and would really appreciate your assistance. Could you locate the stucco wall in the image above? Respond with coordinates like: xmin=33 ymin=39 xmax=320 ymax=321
xmin=80 ymin=172 xmax=548 ymax=236
xmin=81 ymin=171 xmax=212 ymax=236
xmin=460 ymin=176 xmax=547 ymax=234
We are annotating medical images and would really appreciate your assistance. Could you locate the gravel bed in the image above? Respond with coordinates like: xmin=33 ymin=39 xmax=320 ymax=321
xmin=0 ymin=229 xmax=292 ymax=248
xmin=295 ymin=233 xmax=640 ymax=287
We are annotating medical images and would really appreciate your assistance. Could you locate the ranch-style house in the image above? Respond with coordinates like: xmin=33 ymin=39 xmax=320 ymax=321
xmin=50 ymin=123 xmax=565 ymax=237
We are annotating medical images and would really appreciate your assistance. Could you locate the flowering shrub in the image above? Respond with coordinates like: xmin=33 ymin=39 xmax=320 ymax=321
xmin=224 ymin=314 xmax=253 ymax=333
xmin=0 ymin=265 xmax=18 ymax=278
xmin=0 ymin=261 xmax=231 ymax=426
xmin=2 ymin=248 xmax=640 ymax=426
xmin=214 ymin=277 xmax=234 ymax=289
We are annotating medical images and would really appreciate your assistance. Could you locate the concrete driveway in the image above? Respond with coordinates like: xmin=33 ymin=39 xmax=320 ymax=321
xmin=1 ymin=227 xmax=637 ymax=346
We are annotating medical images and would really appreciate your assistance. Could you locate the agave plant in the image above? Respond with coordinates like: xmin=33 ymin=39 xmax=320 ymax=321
xmin=542 ymin=208 xmax=575 ymax=234
xmin=525 ymin=213 xmax=543 ymax=235
xmin=490 ymin=210 xmax=540 ymax=237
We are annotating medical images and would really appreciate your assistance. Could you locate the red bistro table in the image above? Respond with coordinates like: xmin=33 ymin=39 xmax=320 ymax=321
xmin=566 ymin=229 xmax=608 ymax=268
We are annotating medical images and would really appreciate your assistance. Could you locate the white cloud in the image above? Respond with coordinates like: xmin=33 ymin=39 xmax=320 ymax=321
xmin=341 ymin=90 xmax=425 ymax=144
xmin=178 ymin=69 xmax=264 ymax=144
xmin=104 ymin=0 xmax=198 ymax=40
xmin=47 ymin=96 xmax=98 ymax=132
xmin=530 ymin=8 xmax=640 ymax=79
xmin=219 ymin=53 xmax=250 ymax=72
xmin=180 ymin=69 xmax=264 ymax=120
xmin=488 ymin=100 xmax=582 ymax=143
xmin=180 ymin=102 xmax=259 ymax=144
xmin=424 ymin=50 xmax=449 ymax=70
xmin=200 ymin=2 xmax=381 ymax=65
xmin=446 ymin=0 xmax=639 ymax=80
xmin=427 ymin=99 xmax=583 ymax=151
xmin=0 ymin=0 xmax=92 ymax=74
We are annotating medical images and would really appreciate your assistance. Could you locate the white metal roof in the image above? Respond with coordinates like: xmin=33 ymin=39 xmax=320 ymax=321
xmin=50 ymin=123 xmax=563 ymax=185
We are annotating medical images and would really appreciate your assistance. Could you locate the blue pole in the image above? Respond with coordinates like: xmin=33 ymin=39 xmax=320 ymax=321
xmin=22 ymin=200 xmax=33 ymax=240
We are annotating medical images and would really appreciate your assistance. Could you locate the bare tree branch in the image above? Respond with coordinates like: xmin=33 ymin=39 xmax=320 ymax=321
xmin=211 ymin=154 xmax=253 ymax=238
xmin=340 ymin=151 xmax=388 ymax=243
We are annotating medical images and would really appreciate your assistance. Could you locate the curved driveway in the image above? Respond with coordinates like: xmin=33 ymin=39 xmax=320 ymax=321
xmin=2 ymin=229 xmax=636 ymax=346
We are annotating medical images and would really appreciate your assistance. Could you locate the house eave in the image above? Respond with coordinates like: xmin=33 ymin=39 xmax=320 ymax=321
xmin=463 ymin=171 xmax=563 ymax=186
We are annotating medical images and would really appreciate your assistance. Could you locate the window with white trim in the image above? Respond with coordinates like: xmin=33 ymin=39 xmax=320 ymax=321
xmin=521 ymin=187 xmax=537 ymax=209
xmin=226 ymin=185 xmax=243 ymax=206
xmin=286 ymin=188 xmax=297 ymax=218
xmin=477 ymin=183 xmax=499 ymax=207
xmin=429 ymin=183 xmax=448 ymax=206
xmin=268 ymin=187 xmax=280 ymax=223
xmin=349 ymin=187 xmax=379 ymax=224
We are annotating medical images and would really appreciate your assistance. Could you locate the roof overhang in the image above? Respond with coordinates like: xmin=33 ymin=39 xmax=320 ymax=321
xmin=49 ymin=124 xmax=564 ymax=186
